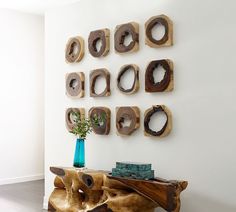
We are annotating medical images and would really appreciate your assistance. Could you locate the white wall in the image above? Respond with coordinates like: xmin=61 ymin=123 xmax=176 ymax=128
xmin=0 ymin=9 xmax=44 ymax=184
xmin=44 ymin=0 xmax=236 ymax=211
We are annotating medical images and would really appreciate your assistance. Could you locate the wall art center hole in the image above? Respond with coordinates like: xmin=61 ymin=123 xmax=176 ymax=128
xmin=121 ymin=117 xmax=132 ymax=128
xmin=120 ymin=68 xmax=135 ymax=89
xmin=98 ymin=118 xmax=105 ymax=126
xmin=148 ymin=111 xmax=167 ymax=132
xmin=153 ymin=65 xmax=166 ymax=83
xmin=93 ymin=114 xmax=105 ymax=127
xmin=94 ymin=76 xmax=106 ymax=95
xmin=70 ymin=79 xmax=79 ymax=89
xmin=70 ymin=42 xmax=79 ymax=56
xmin=69 ymin=112 xmax=77 ymax=124
xmin=95 ymin=38 xmax=102 ymax=52
xmin=123 ymin=32 xmax=133 ymax=47
xmin=151 ymin=23 xmax=166 ymax=41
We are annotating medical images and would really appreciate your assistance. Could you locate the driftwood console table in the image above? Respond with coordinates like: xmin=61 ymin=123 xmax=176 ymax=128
xmin=48 ymin=167 xmax=188 ymax=212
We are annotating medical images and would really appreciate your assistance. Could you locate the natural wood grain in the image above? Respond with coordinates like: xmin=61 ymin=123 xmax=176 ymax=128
xmin=66 ymin=72 xmax=85 ymax=98
xmin=54 ymin=176 xmax=65 ymax=189
xmin=144 ymin=105 xmax=172 ymax=137
xmin=88 ymin=28 xmax=110 ymax=57
xmin=145 ymin=59 xmax=174 ymax=92
xmin=145 ymin=15 xmax=173 ymax=48
xmin=48 ymin=167 xmax=187 ymax=212
xmin=89 ymin=107 xmax=111 ymax=135
xmin=117 ymin=64 xmax=140 ymax=94
xmin=116 ymin=106 xmax=140 ymax=136
xmin=108 ymin=176 xmax=188 ymax=212
xmin=65 ymin=36 xmax=85 ymax=63
xmin=65 ymin=108 xmax=85 ymax=132
xmin=114 ymin=22 xmax=139 ymax=54
xmin=90 ymin=69 xmax=110 ymax=97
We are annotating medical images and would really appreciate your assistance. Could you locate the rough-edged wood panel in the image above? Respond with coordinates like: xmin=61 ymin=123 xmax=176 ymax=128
xmin=65 ymin=108 xmax=85 ymax=132
xmin=65 ymin=36 xmax=85 ymax=63
xmin=66 ymin=72 xmax=85 ymax=98
xmin=145 ymin=15 xmax=173 ymax=48
xmin=88 ymin=28 xmax=110 ymax=57
xmin=117 ymin=64 xmax=139 ymax=94
xmin=114 ymin=22 xmax=139 ymax=54
xmin=90 ymin=69 xmax=110 ymax=97
xmin=116 ymin=106 xmax=140 ymax=136
xmin=89 ymin=107 xmax=111 ymax=135
xmin=144 ymin=105 xmax=172 ymax=137
xmin=145 ymin=59 xmax=174 ymax=92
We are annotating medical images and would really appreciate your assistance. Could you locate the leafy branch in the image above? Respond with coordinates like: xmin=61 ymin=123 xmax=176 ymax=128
xmin=70 ymin=111 xmax=106 ymax=139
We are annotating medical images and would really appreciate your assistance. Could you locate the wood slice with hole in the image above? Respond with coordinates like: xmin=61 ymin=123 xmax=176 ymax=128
xmin=117 ymin=64 xmax=139 ymax=94
xmin=114 ymin=22 xmax=139 ymax=54
xmin=65 ymin=36 xmax=85 ymax=63
xmin=144 ymin=105 xmax=172 ymax=138
xmin=65 ymin=108 xmax=85 ymax=132
xmin=116 ymin=106 xmax=140 ymax=136
xmin=66 ymin=72 xmax=85 ymax=98
xmin=88 ymin=28 xmax=110 ymax=57
xmin=90 ymin=69 xmax=110 ymax=97
xmin=89 ymin=107 xmax=111 ymax=135
xmin=145 ymin=15 xmax=173 ymax=48
xmin=145 ymin=59 xmax=173 ymax=92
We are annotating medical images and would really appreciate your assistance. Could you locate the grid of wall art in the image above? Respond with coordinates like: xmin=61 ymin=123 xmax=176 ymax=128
xmin=65 ymin=15 xmax=174 ymax=138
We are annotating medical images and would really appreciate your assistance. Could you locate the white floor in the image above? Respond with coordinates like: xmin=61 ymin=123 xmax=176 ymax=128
xmin=0 ymin=180 xmax=46 ymax=212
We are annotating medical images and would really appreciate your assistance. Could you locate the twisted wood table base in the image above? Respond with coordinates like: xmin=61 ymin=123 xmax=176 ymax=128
xmin=48 ymin=167 xmax=187 ymax=212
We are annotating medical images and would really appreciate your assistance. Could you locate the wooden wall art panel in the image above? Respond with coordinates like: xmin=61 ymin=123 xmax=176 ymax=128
xmin=145 ymin=59 xmax=174 ymax=92
xmin=65 ymin=108 xmax=85 ymax=132
xmin=65 ymin=36 xmax=85 ymax=63
xmin=89 ymin=107 xmax=111 ymax=135
xmin=116 ymin=106 xmax=140 ymax=136
xmin=90 ymin=68 xmax=110 ymax=97
xmin=66 ymin=72 xmax=85 ymax=98
xmin=117 ymin=64 xmax=140 ymax=94
xmin=145 ymin=15 xmax=173 ymax=48
xmin=144 ymin=105 xmax=172 ymax=137
xmin=114 ymin=22 xmax=139 ymax=54
xmin=88 ymin=28 xmax=110 ymax=57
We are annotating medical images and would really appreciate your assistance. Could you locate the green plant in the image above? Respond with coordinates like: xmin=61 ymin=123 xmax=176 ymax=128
xmin=70 ymin=111 xmax=105 ymax=139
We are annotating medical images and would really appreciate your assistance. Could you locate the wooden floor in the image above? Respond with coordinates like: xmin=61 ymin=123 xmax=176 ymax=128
xmin=0 ymin=180 xmax=46 ymax=212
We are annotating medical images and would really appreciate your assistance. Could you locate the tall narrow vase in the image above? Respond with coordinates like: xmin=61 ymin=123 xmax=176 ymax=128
xmin=73 ymin=138 xmax=85 ymax=168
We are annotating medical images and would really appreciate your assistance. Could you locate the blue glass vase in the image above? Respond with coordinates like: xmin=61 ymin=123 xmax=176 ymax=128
xmin=73 ymin=138 xmax=85 ymax=168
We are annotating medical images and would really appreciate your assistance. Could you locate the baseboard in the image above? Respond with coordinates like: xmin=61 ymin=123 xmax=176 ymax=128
xmin=0 ymin=174 xmax=44 ymax=185
xmin=43 ymin=195 xmax=49 ymax=210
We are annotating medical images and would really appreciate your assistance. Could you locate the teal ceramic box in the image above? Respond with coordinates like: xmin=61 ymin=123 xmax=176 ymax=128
xmin=112 ymin=162 xmax=154 ymax=180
